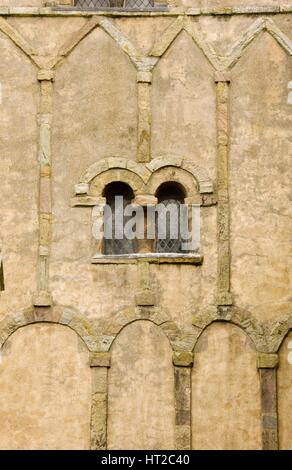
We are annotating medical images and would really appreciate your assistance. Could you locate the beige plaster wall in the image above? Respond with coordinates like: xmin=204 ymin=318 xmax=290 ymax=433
xmin=50 ymin=26 xmax=138 ymax=319
xmin=0 ymin=33 xmax=39 ymax=318
xmin=152 ymin=30 xmax=217 ymax=181
xmin=230 ymin=32 xmax=292 ymax=322
xmin=0 ymin=8 xmax=291 ymax=450
xmin=192 ymin=323 xmax=261 ymax=450
xmin=180 ymin=0 xmax=291 ymax=7
xmin=108 ymin=320 xmax=176 ymax=450
xmin=0 ymin=324 xmax=91 ymax=449
xmin=6 ymin=17 xmax=88 ymax=56
xmin=151 ymin=207 xmax=217 ymax=325
xmin=278 ymin=332 xmax=292 ymax=450
xmin=0 ymin=0 xmax=44 ymax=6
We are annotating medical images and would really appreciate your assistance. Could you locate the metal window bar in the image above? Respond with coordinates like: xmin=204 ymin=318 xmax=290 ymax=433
xmin=75 ymin=0 xmax=154 ymax=9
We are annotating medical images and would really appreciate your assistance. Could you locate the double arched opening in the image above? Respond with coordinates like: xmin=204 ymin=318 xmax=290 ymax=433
xmin=101 ymin=180 xmax=188 ymax=256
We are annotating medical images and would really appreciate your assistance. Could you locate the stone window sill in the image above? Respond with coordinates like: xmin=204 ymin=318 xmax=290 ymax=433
xmin=91 ymin=253 xmax=203 ymax=265
xmin=54 ymin=6 xmax=168 ymax=12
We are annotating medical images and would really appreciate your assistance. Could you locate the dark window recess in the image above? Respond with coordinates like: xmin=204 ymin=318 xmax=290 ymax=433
xmin=155 ymin=182 xmax=186 ymax=254
xmin=0 ymin=256 xmax=4 ymax=291
xmin=75 ymin=0 xmax=154 ymax=9
xmin=103 ymin=182 xmax=136 ymax=255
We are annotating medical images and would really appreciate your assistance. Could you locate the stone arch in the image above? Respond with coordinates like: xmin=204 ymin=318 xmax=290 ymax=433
xmin=145 ymin=166 xmax=199 ymax=199
xmin=192 ymin=305 xmax=267 ymax=353
xmin=269 ymin=315 xmax=292 ymax=354
xmin=79 ymin=157 xmax=150 ymax=185
xmin=90 ymin=168 xmax=145 ymax=197
xmin=148 ymin=156 xmax=214 ymax=194
xmin=0 ymin=306 xmax=98 ymax=352
xmin=98 ymin=306 xmax=184 ymax=352
xmin=74 ymin=156 xmax=213 ymax=199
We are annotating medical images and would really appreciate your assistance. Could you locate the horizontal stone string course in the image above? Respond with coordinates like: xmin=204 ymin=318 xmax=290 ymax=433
xmin=0 ymin=6 xmax=292 ymax=16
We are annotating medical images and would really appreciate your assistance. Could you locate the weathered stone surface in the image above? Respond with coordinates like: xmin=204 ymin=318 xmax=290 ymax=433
xmin=132 ymin=194 xmax=158 ymax=206
xmin=259 ymin=368 xmax=278 ymax=450
xmin=37 ymin=69 xmax=55 ymax=81
xmin=137 ymin=71 xmax=152 ymax=83
xmin=74 ymin=183 xmax=89 ymax=195
xmin=137 ymin=82 xmax=151 ymax=163
xmin=135 ymin=290 xmax=156 ymax=307
xmin=257 ymin=353 xmax=279 ymax=369
xmin=90 ymin=352 xmax=111 ymax=368
xmin=32 ymin=290 xmax=52 ymax=307
xmin=173 ymin=351 xmax=194 ymax=366
xmin=90 ymin=392 xmax=107 ymax=450
xmin=175 ymin=425 xmax=191 ymax=451
xmin=0 ymin=7 xmax=291 ymax=451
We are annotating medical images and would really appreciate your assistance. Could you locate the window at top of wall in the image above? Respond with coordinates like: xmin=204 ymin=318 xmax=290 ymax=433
xmin=74 ymin=0 xmax=155 ymax=9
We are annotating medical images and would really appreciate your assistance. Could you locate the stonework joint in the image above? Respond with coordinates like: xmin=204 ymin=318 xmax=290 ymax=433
xmin=90 ymin=352 xmax=111 ymax=368
xmin=173 ymin=351 xmax=194 ymax=367
xmin=257 ymin=353 xmax=279 ymax=369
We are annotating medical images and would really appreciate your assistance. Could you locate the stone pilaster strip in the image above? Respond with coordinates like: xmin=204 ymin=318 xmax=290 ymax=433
xmin=174 ymin=359 xmax=192 ymax=450
xmin=135 ymin=261 xmax=156 ymax=306
xmin=90 ymin=353 xmax=111 ymax=450
xmin=91 ymin=197 xmax=107 ymax=256
xmin=33 ymin=70 xmax=55 ymax=307
xmin=215 ymin=73 xmax=232 ymax=306
xmin=137 ymin=72 xmax=152 ymax=163
xmin=258 ymin=354 xmax=279 ymax=450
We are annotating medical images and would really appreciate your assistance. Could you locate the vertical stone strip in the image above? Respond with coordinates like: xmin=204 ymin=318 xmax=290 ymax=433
xmin=137 ymin=71 xmax=152 ymax=163
xmin=91 ymin=197 xmax=107 ymax=256
xmin=90 ymin=352 xmax=111 ymax=450
xmin=257 ymin=353 xmax=279 ymax=450
xmin=215 ymin=71 xmax=232 ymax=306
xmin=173 ymin=352 xmax=193 ymax=450
xmin=135 ymin=260 xmax=155 ymax=307
xmin=33 ymin=69 xmax=55 ymax=307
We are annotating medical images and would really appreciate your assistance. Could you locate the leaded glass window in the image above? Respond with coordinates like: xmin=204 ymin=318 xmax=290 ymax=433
xmin=155 ymin=182 xmax=185 ymax=254
xmin=75 ymin=0 xmax=154 ymax=9
xmin=103 ymin=182 xmax=136 ymax=255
